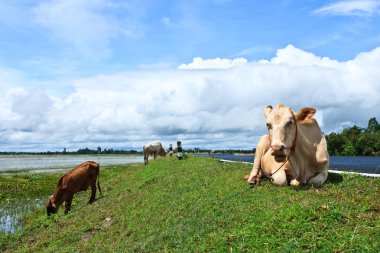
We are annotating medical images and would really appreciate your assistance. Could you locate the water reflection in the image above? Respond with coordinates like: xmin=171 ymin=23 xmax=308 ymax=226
xmin=0 ymin=199 xmax=44 ymax=233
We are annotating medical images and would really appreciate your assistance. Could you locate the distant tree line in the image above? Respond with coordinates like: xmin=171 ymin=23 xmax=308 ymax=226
xmin=326 ymin=117 xmax=380 ymax=156
xmin=0 ymin=147 xmax=142 ymax=155
xmin=75 ymin=147 xmax=141 ymax=155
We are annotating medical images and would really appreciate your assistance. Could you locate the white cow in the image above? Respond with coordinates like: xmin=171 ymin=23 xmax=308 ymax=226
xmin=247 ymin=104 xmax=329 ymax=186
xmin=143 ymin=142 xmax=167 ymax=165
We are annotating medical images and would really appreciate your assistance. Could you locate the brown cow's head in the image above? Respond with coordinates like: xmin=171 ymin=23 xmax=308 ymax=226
xmin=264 ymin=104 xmax=316 ymax=162
xmin=46 ymin=197 xmax=58 ymax=216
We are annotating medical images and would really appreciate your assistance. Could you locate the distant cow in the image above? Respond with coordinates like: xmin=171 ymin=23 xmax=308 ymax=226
xmin=247 ymin=104 xmax=329 ymax=186
xmin=46 ymin=161 xmax=101 ymax=216
xmin=143 ymin=142 xmax=166 ymax=165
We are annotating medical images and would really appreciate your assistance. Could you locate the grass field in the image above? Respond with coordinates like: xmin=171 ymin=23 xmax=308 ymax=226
xmin=1 ymin=156 xmax=379 ymax=252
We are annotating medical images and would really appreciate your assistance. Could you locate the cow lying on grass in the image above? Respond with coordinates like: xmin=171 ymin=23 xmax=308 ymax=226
xmin=46 ymin=161 xmax=101 ymax=216
xmin=247 ymin=104 xmax=329 ymax=187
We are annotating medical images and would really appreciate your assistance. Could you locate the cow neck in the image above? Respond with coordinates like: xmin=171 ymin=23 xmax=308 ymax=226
xmin=288 ymin=122 xmax=316 ymax=184
xmin=52 ymin=188 xmax=64 ymax=206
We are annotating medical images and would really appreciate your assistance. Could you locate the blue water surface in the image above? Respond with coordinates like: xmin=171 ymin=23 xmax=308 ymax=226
xmin=196 ymin=154 xmax=380 ymax=174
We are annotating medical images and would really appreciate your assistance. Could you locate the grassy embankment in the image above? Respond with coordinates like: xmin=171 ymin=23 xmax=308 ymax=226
xmin=1 ymin=156 xmax=379 ymax=252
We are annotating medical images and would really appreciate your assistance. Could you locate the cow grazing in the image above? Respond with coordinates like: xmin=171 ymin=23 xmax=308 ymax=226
xmin=46 ymin=161 xmax=101 ymax=216
xmin=247 ymin=104 xmax=329 ymax=187
xmin=143 ymin=142 xmax=166 ymax=165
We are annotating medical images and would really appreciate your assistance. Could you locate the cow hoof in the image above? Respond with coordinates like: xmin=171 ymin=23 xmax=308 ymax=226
xmin=290 ymin=179 xmax=301 ymax=186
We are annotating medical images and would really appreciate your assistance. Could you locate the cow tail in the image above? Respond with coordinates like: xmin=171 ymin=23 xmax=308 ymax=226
xmin=97 ymin=167 xmax=102 ymax=196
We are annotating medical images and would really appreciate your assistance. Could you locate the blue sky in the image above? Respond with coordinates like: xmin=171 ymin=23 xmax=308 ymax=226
xmin=0 ymin=0 xmax=380 ymax=151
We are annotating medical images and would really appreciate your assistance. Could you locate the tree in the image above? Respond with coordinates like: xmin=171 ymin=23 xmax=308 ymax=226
xmin=326 ymin=118 xmax=380 ymax=156
xmin=326 ymin=132 xmax=345 ymax=156
xmin=342 ymin=142 xmax=356 ymax=156
xmin=367 ymin=117 xmax=380 ymax=132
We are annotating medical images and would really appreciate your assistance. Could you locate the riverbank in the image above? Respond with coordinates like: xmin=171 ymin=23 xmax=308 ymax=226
xmin=1 ymin=156 xmax=379 ymax=252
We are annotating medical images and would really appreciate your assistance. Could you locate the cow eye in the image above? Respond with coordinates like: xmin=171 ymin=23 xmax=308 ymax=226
xmin=266 ymin=123 xmax=272 ymax=130
xmin=286 ymin=121 xmax=293 ymax=127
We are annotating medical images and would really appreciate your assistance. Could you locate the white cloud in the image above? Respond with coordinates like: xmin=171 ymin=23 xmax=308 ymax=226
xmin=178 ymin=57 xmax=248 ymax=69
xmin=314 ymin=0 xmax=380 ymax=16
xmin=1 ymin=45 xmax=380 ymax=151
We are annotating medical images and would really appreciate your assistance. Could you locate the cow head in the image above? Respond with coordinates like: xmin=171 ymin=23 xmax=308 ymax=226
xmin=46 ymin=196 xmax=58 ymax=216
xmin=159 ymin=147 xmax=167 ymax=157
xmin=264 ymin=104 xmax=316 ymax=162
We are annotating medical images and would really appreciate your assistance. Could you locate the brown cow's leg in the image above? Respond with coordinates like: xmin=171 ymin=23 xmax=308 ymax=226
xmin=89 ymin=182 xmax=96 ymax=203
xmin=65 ymin=194 xmax=74 ymax=214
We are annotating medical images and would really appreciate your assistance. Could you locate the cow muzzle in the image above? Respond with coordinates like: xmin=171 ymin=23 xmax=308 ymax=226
xmin=271 ymin=145 xmax=287 ymax=161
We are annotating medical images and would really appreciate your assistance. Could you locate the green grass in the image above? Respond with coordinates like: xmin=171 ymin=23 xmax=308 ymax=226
xmin=0 ymin=173 xmax=61 ymax=205
xmin=1 ymin=156 xmax=379 ymax=252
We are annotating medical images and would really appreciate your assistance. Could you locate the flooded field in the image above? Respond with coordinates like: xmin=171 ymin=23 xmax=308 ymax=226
xmin=0 ymin=154 xmax=143 ymax=233
xmin=0 ymin=154 xmax=143 ymax=174
xmin=1 ymin=199 xmax=45 ymax=233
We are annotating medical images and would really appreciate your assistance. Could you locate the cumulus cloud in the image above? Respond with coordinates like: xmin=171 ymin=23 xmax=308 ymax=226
xmin=314 ymin=0 xmax=380 ymax=16
xmin=1 ymin=45 xmax=380 ymax=151
xmin=178 ymin=57 xmax=248 ymax=69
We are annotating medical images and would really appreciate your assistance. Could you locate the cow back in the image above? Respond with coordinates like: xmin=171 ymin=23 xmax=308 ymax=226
xmin=64 ymin=161 xmax=99 ymax=192
xmin=144 ymin=142 xmax=163 ymax=152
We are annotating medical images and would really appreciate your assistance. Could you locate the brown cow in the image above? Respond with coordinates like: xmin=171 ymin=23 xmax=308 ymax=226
xmin=46 ymin=161 xmax=101 ymax=216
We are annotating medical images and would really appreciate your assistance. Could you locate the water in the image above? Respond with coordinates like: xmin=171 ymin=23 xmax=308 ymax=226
xmin=0 ymin=154 xmax=143 ymax=233
xmin=0 ymin=199 xmax=44 ymax=234
xmin=0 ymin=154 xmax=143 ymax=174
xmin=196 ymin=154 xmax=380 ymax=174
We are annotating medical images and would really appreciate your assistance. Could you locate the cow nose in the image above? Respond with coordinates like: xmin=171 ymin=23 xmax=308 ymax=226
xmin=271 ymin=145 xmax=284 ymax=152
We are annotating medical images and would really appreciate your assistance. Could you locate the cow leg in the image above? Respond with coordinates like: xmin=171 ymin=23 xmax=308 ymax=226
xmin=143 ymin=149 xmax=148 ymax=165
xmin=248 ymin=135 xmax=270 ymax=183
xmin=316 ymin=136 xmax=329 ymax=166
xmin=270 ymin=168 xmax=288 ymax=186
xmin=89 ymin=182 xmax=97 ymax=203
xmin=290 ymin=179 xmax=302 ymax=186
xmin=307 ymin=171 xmax=328 ymax=187
xmin=65 ymin=194 xmax=74 ymax=214
xmin=153 ymin=152 xmax=157 ymax=159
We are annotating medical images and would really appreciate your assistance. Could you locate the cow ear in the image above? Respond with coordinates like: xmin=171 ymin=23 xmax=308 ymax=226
xmin=264 ymin=105 xmax=273 ymax=118
xmin=295 ymin=107 xmax=316 ymax=122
